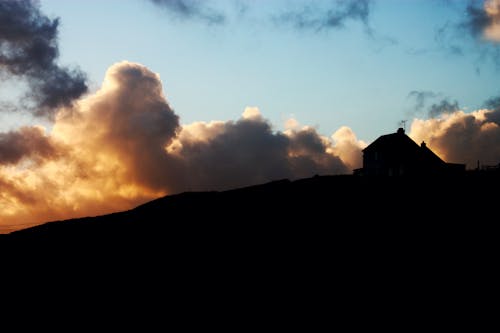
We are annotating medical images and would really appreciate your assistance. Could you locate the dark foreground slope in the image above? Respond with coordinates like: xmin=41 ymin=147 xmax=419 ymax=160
xmin=4 ymin=173 xmax=499 ymax=246
xmin=2 ymin=174 xmax=497 ymax=328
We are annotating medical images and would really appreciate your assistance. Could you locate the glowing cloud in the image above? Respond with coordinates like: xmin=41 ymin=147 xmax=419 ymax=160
xmin=409 ymin=108 xmax=500 ymax=169
xmin=331 ymin=126 xmax=366 ymax=171
xmin=0 ymin=61 xmax=360 ymax=233
xmin=464 ymin=0 xmax=500 ymax=43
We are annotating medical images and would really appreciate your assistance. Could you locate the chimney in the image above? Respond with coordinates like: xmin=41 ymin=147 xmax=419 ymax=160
xmin=397 ymin=128 xmax=405 ymax=135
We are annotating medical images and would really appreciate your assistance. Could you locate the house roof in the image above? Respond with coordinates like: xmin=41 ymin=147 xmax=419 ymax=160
xmin=419 ymin=142 xmax=445 ymax=164
xmin=363 ymin=128 xmax=419 ymax=153
xmin=363 ymin=128 xmax=445 ymax=164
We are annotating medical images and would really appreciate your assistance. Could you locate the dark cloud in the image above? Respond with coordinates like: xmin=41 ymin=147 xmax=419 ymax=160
xmin=484 ymin=93 xmax=500 ymax=111
xmin=407 ymin=91 xmax=460 ymax=118
xmin=174 ymin=116 xmax=349 ymax=192
xmin=276 ymin=0 xmax=372 ymax=32
xmin=0 ymin=126 xmax=58 ymax=165
xmin=0 ymin=0 xmax=87 ymax=118
xmin=428 ymin=99 xmax=460 ymax=118
xmin=462 ymin=1 xmax=492 ymax=38
xmin=407 ymin=90 xmax=438 ymax=113
xmin=147 ymin=0 xmax=225 ymax=25
xmin=484 ymin=93 xmax=500 ymax=123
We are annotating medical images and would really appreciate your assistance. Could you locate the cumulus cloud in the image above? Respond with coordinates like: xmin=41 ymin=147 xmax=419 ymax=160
xmin=169 ymin=107 xmax=358 ymax=191
xmin=276 ymin=0 xmax=372 ymax=32
xmin=409 ymin=108 xmax=500 ymax=169
xmin=331 ymin=126 xmax=366 ymax=170
xmin=147 ymin=0 xmax=225 ymax=25
xmin=0 ymin=61 xmax=362 ymax=232
xmin=0 ymin=0 xmax=88 ymax=118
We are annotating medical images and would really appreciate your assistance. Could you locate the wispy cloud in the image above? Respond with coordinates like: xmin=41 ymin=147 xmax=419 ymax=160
xmin=275 ymin=0 xmax=372 ymax=32
xmin=407 ymin=90 xmax=460 ymax=118
xmin=407 ymin=90 xmax=438 ymax=114
xmin=428 ymin=99 xmax=460 ymax=118
xmin=435 ymin=0 xmax=500 ymax=69
xmin=147 ymin=0 xmax=225 ymax=25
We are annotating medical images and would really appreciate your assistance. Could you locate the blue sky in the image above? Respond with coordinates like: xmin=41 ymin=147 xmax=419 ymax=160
xmin=18 ymin=0 xmax=497 ymax=143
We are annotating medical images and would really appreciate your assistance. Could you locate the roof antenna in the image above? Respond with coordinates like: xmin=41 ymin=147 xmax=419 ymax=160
xmin=399 ymin=120 xmax=407 ymax=132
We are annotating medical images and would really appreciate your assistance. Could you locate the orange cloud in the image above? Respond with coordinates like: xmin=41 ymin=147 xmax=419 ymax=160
xmin=1 ymin=61 xmax=358 ymax=233
xmin=409 ymin=109 xmax=500 ymax=168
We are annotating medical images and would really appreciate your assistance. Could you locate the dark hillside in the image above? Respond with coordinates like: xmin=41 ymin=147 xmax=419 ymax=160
xmin=4 ymin=173 xmax=498 ymax=248
xmin=2 ymin=174 xmax=497 ymax=329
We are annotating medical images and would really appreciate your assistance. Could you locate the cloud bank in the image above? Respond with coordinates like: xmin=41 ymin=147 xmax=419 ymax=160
xmin=0 ymin=61 xmax=365 ymax=232
xmin=0 ymin=0 xmax=87 ymax=118
xmin=410 ymin=106 xmax=500 ymax=169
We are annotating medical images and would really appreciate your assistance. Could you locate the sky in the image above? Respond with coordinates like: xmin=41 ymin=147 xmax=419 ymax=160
xmin=2 ymin=0 xmax=500 ymax=232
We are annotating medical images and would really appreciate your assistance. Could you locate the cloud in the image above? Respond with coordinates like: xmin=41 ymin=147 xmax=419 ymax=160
xmin=408 ymin=91 xmax=438 ymax=114
xmin=0 ymin=61 xmax=362 ymax=232
xmin=483 ymin=93 xmax=500 ymax=123
xmin=409 ymin=107 xmax=500 ymax=169
xmin=0 ymin=0 xmax=88 ymax=118
xmin=407 ymin=91 xmax=460 ymax=118
xmin=276 ymin=0 xmax=372 ymax=32
xmin=0 ymin=126 xmax=59 ymax=165
xmin=463 ymin=0 xmax=500 ymax=42
xmin=434 ymin=23 xmax=464 ymax=56
xmin=428 ymin=99 xmax=460 ymax=118
xmin=434 ymin=1 xmax=500 ymax=69
xmin=147 ymin=0 xmax=225 ymax=25
xmin=331 ymin=126 xmax=366 ymax=171
xmin=169 ymin=108 xmax=357 ymax=191
xmin=484 ymin=93 xmax=500 ymax=111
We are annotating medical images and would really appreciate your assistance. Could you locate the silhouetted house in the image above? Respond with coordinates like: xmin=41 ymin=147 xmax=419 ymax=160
xmin=354 ymin=128 xmax=465 ymax=176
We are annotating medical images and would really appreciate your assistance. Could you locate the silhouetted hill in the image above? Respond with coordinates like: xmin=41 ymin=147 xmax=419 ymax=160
xmin=3 ymin=174 xmax=497 ymax=328
xmin=4 ymin=173 xmax=499 ymax=246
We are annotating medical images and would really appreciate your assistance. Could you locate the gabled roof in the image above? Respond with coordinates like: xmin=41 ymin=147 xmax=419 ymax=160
xmin=419 ymin=142 xmax=445 ymax=164
xmin=363 ymin=128 xmax=420 ymax=153
xmin=363 ymin=128 xmax=445 ymax=164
